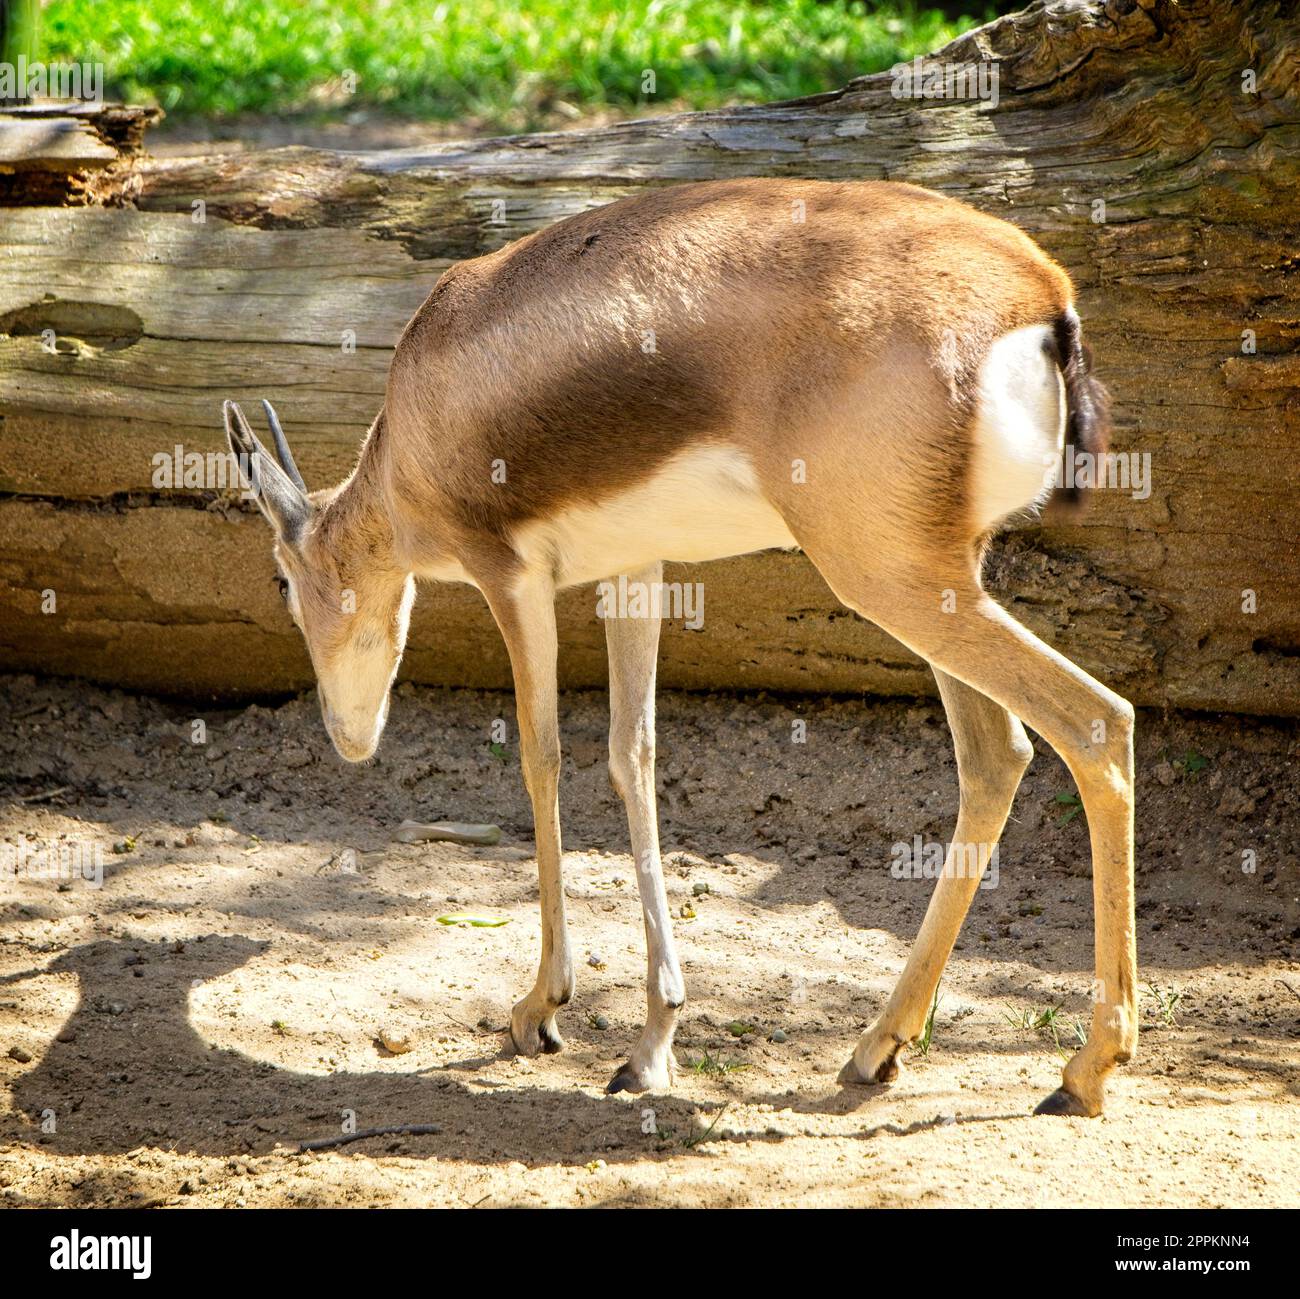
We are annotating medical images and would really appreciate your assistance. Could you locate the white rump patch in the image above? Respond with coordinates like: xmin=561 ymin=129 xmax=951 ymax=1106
xmin=512 ymin=444 xmax=797 ymax=588
xmin=969 ymin=324 xmax=1066 ymax=534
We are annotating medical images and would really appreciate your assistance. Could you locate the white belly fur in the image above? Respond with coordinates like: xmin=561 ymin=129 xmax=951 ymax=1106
xmin=511 ymin=444 xmax=798 ymax=587
xmin=969 ymin=324 xmax=1066 ymax=534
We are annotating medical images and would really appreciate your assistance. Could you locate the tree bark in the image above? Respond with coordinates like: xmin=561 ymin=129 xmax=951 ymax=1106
xmin=1 ymin=0 xmax=1297 ymax=712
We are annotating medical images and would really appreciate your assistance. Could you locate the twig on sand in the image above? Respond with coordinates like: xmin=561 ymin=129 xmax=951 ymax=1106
xmin=393 ymin=819 xmax=501 ymax=847
xmin=15 ymin=786 xmax=72 ymax=804
xmin=298 ymin=1123 xmax=443 ymax=1153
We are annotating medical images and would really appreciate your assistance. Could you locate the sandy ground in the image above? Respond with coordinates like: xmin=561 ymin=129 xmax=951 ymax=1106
xmin=0 ymin=672 xmax=1296 ymax=1208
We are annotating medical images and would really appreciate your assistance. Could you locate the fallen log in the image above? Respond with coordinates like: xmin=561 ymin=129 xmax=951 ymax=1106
xmin=1 ymin=0 xmax=1297 ymax=714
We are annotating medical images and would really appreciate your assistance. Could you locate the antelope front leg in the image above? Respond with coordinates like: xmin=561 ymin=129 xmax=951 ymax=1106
xmin=603 ymin=564 xmax=684 ymax=1094
xmin=487 ymin=573 xmax=573 ymax=1056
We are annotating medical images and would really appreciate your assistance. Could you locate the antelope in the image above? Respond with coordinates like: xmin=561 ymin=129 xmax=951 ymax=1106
xmin=224 ymin=178 xmax=1136 ymax=1116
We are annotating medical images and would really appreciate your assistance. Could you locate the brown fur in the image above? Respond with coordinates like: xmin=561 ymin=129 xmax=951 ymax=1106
xmin=273 ymin=411 xmax=409 ymax=678
xmin=366 ymin=178 xmax=1074 ymax=577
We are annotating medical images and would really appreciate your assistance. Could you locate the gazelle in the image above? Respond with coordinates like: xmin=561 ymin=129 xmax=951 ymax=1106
xmin=225 ymin=178 xmax=1135 ymax=1116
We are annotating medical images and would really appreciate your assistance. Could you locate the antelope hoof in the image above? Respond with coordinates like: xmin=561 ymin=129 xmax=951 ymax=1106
xmin=839 ymin=1025 xmax=904 ymax=1086
xmin=510 ymin=1000 xmax=565 ymax=1057
xmin=606 ymin=1053 xmax=676 ymax=1095
xmin=1034 ymin=1086 xmax=1099 ymax=1118
xmin=838 ymin=1054 xmax=900 ymax=1086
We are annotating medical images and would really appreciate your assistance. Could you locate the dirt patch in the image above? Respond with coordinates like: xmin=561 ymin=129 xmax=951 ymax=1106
xmin=0 ymin=673 xmax=1296 ymax=1207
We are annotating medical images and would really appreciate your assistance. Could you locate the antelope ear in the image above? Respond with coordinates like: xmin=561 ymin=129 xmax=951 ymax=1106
xmin=224 ymin=400 xmax=310 ymax=542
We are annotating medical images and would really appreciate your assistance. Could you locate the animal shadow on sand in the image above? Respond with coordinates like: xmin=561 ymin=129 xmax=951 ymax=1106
xmin=5 ymin=934 xmax=792 ymax=1164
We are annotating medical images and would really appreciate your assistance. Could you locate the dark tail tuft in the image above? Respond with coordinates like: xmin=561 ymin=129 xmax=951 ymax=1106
xmin=1047 ymin=308 xmax=1110 ymax=511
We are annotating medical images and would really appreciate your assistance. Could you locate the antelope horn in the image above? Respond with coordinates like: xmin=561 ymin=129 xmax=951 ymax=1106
xmin=261 ymin=399 xmax=307 ymax=492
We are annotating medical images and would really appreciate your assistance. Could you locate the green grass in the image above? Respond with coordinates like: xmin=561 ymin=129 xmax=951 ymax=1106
xmin=913 ymin=980 xmax=941 ymax=1059
xmin=685 ymin=1049 xmax=750 ymax=1076
xmin=1003 ymin=1002 xmax=1087 ymax=1059
xmin=39 ymin=0 xmax=988 ymax=128
xmin=1146 ymin=981 xmax=1183 ymax=1027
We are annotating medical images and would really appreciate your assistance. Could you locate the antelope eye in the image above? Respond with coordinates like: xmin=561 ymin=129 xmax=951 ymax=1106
xmin=274 ymin=577 xmax=289 ymax=602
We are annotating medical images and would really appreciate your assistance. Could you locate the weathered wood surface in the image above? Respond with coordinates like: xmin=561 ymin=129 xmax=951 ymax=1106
xmin=0 ymin=99 xmax=159 ymax=203
xmin=1 ymin=0 xmax=1297 ymax=712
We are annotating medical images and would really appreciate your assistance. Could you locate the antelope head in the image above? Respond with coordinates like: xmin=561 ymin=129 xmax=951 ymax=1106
xmin=224 ymin=400 xmax=414 ymax=763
